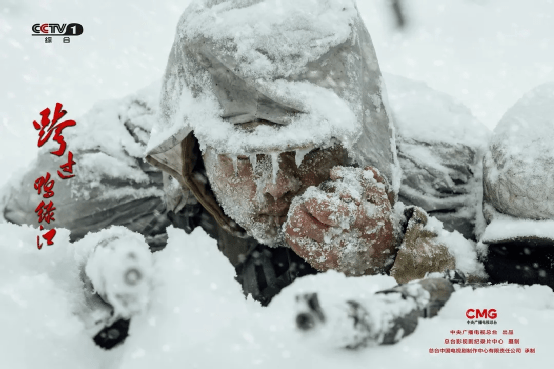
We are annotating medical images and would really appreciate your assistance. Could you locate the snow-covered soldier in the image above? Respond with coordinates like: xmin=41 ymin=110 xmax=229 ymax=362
xmin=145 ymin=0 xmax=484 ymax=306
xmin=480 ymin=82 xmax=554 ymax=289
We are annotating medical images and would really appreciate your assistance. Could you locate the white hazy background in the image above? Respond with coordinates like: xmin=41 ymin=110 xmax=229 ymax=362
xmin=1 ymin=0 xmax=553 ymax=189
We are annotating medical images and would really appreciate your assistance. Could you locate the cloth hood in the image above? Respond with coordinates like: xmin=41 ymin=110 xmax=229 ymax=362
xmin=146 ymin=0 xmax=399 ymax=187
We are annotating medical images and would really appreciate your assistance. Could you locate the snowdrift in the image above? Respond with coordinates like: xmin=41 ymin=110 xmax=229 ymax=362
xmin=1 ymin=223 xmax=553 ymax=368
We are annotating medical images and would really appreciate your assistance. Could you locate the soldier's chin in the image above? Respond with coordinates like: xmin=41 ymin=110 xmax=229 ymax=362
xmin=245 ymin=221 xmax=286 ymax=248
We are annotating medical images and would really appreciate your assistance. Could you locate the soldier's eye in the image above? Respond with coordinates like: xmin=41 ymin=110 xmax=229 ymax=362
xmin=237 ymin=155 xmax=249 ymax=160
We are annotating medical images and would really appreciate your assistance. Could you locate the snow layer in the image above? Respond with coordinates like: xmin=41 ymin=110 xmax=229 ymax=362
xmin=482 ymin=217 xmax=554 ymax=244
xmin=67 ymin=81 xmax=162 ymax=200
xmin=0 ymin=224 xmax=108 ymax=368
xmin=481 ymin=204 xmax=554 ymax=243
xmin=179 ymin=0 xmax=357 ymax=79
xmin=425 ymin=215 xmax=486 ymax=278
xmin=2 ymin=224 xmax=553 ymax=368
xmin=483 ymin=82 xmax=554 ymax=221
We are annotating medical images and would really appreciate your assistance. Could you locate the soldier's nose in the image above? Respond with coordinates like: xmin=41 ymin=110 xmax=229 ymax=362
xmin=263 ymin=161 xmax=301 ymax=200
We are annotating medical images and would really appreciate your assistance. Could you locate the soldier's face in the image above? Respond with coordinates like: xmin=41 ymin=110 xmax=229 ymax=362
xmin=203 ymin=144 xmax=348 ymax=246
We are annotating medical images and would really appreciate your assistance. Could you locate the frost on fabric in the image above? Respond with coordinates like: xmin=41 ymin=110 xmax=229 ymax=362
xmin=78 ymin=152 xmax=151 ymax=184
xmin=178 ymin=0 xmax=357 ymax=79
xmin=384 ymin=73 xmax=491 ymax=240
xmin=2 ymin=82 xmax=168 ymax=250
xmin=146 ymin=0 xmax=360 ymax=155
xmin=161 ymin=78 xmax=359 ymax=156
xmin=71 ymin=81 xmax=160 ymax=160
xmin=5 ymin=81 xmax=164 ymax=204
xmin=483 ymin=82 xmax=554 ymax=221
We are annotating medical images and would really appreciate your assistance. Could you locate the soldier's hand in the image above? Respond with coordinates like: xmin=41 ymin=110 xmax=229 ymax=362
xmin=284 ymin=166 xmax=396 ymax=276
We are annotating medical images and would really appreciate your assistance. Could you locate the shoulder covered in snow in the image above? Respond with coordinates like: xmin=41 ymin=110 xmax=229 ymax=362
xmin=489 ymin=81 xmax=554 ymax=156
xmin=68 ymin=80 xmax=161 ymax=160
xmin=483 ymin=81 xmax=554 ymax=220
xmin=383 ymin=73 xmax=491 ymax=149
xmin=1 ymin=82 xmax=166 ymax=242
xmin=481 ymin=203 xmax=554 ymax=243
xmin=44 ymin=80 xmax=163 ymax=191
xmin=385 ymin=73 xmax=489 ymax=239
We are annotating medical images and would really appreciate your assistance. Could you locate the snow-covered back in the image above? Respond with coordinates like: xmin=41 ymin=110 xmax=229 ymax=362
xmin=67 ymin=81 xmax=162 ymax=199
xmin=489 ymin=83 xmax=554 ymax=159
xmin=483 ymin=82 xmax=554 ymax=221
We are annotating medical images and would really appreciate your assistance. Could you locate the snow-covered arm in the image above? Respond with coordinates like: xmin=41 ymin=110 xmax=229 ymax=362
xmin=2 ymin=84 xmax=170 ymax=249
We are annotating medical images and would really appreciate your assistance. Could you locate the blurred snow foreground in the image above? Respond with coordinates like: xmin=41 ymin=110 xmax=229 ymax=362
xmin=1 ymin=223 xmax=554 ymax=368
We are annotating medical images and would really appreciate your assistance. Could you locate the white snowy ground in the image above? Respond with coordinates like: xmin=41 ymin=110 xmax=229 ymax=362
xmin=2 ymin=223 xmax=554 ymax=369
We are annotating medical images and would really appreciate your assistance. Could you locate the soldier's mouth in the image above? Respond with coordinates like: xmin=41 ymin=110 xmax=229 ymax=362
xmin=256 ymin=214 xmax=288 ymax=227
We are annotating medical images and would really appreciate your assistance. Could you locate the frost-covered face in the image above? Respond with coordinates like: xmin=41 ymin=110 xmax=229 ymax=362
xmin=203 ymin=143 xmax=349 ymax=246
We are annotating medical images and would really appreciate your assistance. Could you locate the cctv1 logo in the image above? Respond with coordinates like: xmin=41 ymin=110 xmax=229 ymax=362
xmin=466 ymin=309 xmax=497 ymax=319
xmin=32 ymin=23 xmax=84 ymax=36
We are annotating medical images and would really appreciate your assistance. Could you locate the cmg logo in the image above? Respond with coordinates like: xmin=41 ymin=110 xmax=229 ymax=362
xmin=466 ymin=309 xmax=497 ymax=319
